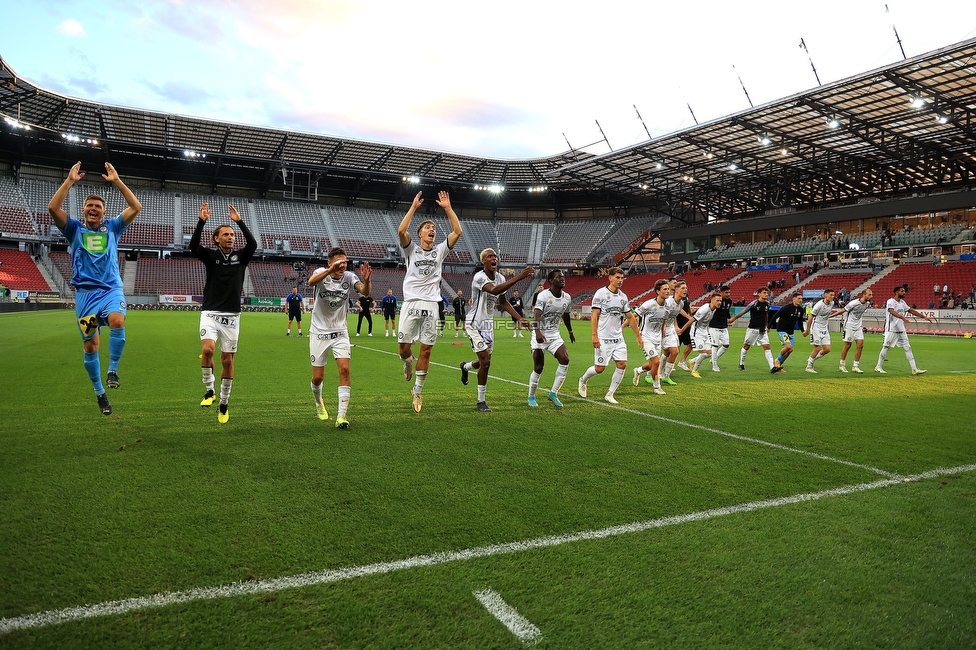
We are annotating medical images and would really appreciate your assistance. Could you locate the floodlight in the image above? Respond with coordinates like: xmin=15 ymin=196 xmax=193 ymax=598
xmin=911 ymin=96 xmax=925 ymax=108
xmin=759 ymin=134 xmax=771 ymax=145
xmin=827 ymin=117 xmax=840 ymax=128
xmin=936 ymin=114 xmax=949 ymax=124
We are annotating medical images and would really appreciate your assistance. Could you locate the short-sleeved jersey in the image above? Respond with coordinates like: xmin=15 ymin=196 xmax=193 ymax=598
xmin=710 ymin=298 xmax=733 ymax=329
xmin=635 ymin=298 xmax=668 ymax=338
xmin=591 ymin=286 xmax=631 ymax=340
xmin=740 ymin=299 xmax=771 ymax=332
xmin=663 ymin=297 xmax=683 ymax=335
xmin=809 ymin=299 xmax=835 ymax=331
xmin=467 ymin=270 xmax=504 ymax=330
xmin=692 ymin=303 xmax=717 ymax=332
xmin=452 ymin=295 xmax=467 ymax=319
xmin=60 ymin=215 xmax=127 ymax=291
xmin=884 ymin=297 xmax=910 ymax=333
xmin=285 ymin=293 xmax=304 ymax=312
xmin=843 ymin=298 xmax=871 ymax=330
xmin=381 ymin=294 xmax=398 ymax=312
xmin=190 ymin=218 xmax=257 ymax=313
xmin=675 ymin=296 xmax=692 ymax=329
xmin=358 ymin=295 xmax=374 ymax=313
xmin=310 ymin=269 xmax=361 ymax=333
xmin=534 ymin=289 xmax=573 ymax=337
xmin=510 ymin=294 xmax=524 ymax=316
xmin=402 ymin=240 xmax=450 ymax=302
xmin=771 ymin=304 xmax=806 ymax=333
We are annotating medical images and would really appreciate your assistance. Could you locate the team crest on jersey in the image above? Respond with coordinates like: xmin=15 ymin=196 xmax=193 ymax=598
xmin=341 ymin=281 xmax=349 ymax=290
xmin=310 ymin=354 xmax=316 ymax=363
xmin=231 ymin=254 xmax=238 ymax=262
xmin=119 ymin=301 xmax=126 ymax=309
xmin=200 ymin=329 xmax=206 ymax=336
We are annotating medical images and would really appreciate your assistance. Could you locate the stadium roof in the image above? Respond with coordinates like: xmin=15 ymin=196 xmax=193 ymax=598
xmin=2 ymin=37 xmax=975 ymax=218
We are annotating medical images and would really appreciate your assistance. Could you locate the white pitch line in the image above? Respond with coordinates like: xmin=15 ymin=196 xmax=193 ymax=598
xmin=356 ymin=344 xmax=896 ymax=477
xmin=474 ymin=588 xmax=544 ymax=646
xmin=3 ymin=463 xmax=974 ymax=634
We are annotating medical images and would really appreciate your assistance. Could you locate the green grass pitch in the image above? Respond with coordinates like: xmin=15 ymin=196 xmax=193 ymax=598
xmin=1 ymin=308 xmax=974 ymax=648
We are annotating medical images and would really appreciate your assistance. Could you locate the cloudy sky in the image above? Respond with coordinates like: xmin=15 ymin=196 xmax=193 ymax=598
xmin=4 ymin=1 xmax=976 ymax=159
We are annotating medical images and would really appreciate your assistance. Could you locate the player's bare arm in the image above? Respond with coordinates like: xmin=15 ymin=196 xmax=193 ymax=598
xmin=591 ymin=307 xmax=601 ymax=348
xmin=397 ymin=192 xmax=424 ymax=247
xmin=356 ymin=261 xmax=372 ymax=297
xmin=103 ymin=163 xmax=142 ymax=225
xmin=436 ymin=191 xmax=463 ymax=249
xmin=48 ymin=161 xmax=85 ymax=229
xmin=627 ymin=311 xmax=644 ymax=348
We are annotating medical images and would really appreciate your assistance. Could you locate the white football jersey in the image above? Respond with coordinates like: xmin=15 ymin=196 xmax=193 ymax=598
xmin=467 ymin=270 xmax=504 ymax=330
xmin=534 ymin=289 xmax=573 ymax=338
xmin=663 ymin=296 xmax=683 ymax=335
xmin=810 ymin=299 xmax=834 ymax=330
xmin=402 ymin=240 xmax=450 ymax=302
xmin=843 ymin=298 xmax=871 ymax=330
xmin=309 ymin=269 xmax=361 ymax=333
xmin=635 ymin=298 xmax=668 ymax=338
xmin=885 ymin=297 xmax=910 ymax=333
xmin=691 ymin=303 xmax=716 ymax=335
xmin=591 ymin=286 xmax=631 ymax=340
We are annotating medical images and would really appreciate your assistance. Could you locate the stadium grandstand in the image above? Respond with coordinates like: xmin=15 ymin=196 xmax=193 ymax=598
xmin=2 ymin=39 xmax=976 ymax=318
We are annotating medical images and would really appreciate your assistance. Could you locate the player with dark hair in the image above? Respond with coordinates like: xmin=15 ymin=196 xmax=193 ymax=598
xmin=768 ymin=293 xmax=806 ymax=374
xmin=527 ymin=269 xmax=575 ymax=407
xmin=633 ymin=278 xmax=670 ymax=395
xmin=674 ymin=281 xmax=694 ymax=371
xmin=397 ymin=191 xmax=463 ymax=413
xmin=686 ymin=293 xmax=723 ymax=377
xmin=381 ymin=289 xmax=397 ymax=337
xmin=356 ymin=292 xmax=374 ymax=336
xmin=707 ymin=285 xmax=733 ymax=371
xmin=578 ymin=267 xmax=643 ymax=404
xmin=190 ymin=202 xmax=257 ymax=423
xmin=460 ymin=249 xmax=533 ymax=412
xmin=838 ymin=288 xmax=873 ymax=373
xmin=307 ymin=248 xmax=371 ymax=428
xmin=803 ymin=288 xmax=836 ymax=373
xmin=48 ymin=161 xmax=142 ymax=415
xmin=875 ymin=284 xmax=934 ymax=375
xmin=728 ymin=286 xmax=775 ymax=371
xmin=285 ymin=286 xmax=304 ymax=336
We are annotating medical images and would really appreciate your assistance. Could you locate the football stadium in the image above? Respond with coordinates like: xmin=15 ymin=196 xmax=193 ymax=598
xmin=2 ymin=21 xmax=976 ymax=649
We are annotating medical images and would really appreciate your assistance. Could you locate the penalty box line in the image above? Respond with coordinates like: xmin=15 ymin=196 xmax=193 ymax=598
xmin=3 ymin=463 xmax=974 ymax=634
xmin=359 ymin=344 xmax=896 ymax=478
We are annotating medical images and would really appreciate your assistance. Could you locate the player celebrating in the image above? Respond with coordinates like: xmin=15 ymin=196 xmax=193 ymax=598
xmin=460 ymin=249 xmax=533 ymax=412
xmin=674 ymin=282 xmax=695 ymax=371
xmin=307 ymin=249 xmax=371 ymax=428
xmin=838 ymin=288 xmax=873 ymax=373
xmin=875 ymin=284 xmax=934 ymax=375
xmin=686 ymin=293 xmax=723 ymax=377
xmin=527 ymin=270 xmax=576 ymax=407
xmin=802 ymin=289 xmax=836 ymax=373
xmin=659 ymin=280 xmax=692 ymax=386
xmin=707 ymin=285 xmax=733 ymax=371
xmin=48 ymin=161 xmax=142 ymax=415
xmin=578 ymin=267 xmax=643 ymax=404
xmin=285 ymin=286 xmax=304 ymax=336
xmin=190 ymin=202 xmax=257 ymax=423
xmin=381 ymin=289 xmax=397 ymax=337
xmin=769 ymin=293 xmax=806 ymax=374
xmin=728 ymin=286 xmax=775 ymax=371
xmin=633 ymin=279 xmax=670 ymax=395
xmin=397 ymin=191 xmax=463 ymax=413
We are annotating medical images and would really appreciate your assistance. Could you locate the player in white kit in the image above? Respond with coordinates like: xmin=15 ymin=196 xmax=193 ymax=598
xmin=577 ymin=267 xmax=643 ymax=404
xmin=307 ymin=248 xmax=371 ymax=429
xmin=837 ymin=288 xmax=873 ymax=373
xmin=684 ymin=293 xmax=723 ymax=377
xmin=875 ymin=284 xmax=933 ymax=375
xmin=802 ymin=289 xmax=836 ymax=373
xmin=659 ymin=281 xmax=692 ymax=386
xmin=459 ymin=248 xmax=533 ymax=412
xmin=632 ymin=278 xmax=670 ymax=395
xmin=396 ymin=191 xmax=463 ymax=413
xmin=527 ymin=270 xmax=576 ymax=408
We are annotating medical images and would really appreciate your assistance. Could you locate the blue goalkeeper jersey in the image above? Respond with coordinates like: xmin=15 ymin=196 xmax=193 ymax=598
xmin=61 ymin=215 xmax=127 ymax=291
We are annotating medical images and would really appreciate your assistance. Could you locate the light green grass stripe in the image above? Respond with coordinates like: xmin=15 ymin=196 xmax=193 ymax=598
xmin=3 ymin=463 xmax=973 ymax=634
xmin=358 ymin=343 xmax=898 ymax=477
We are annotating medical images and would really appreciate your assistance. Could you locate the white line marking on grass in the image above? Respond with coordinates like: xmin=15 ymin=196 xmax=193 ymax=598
xmin=357 ymin=345 xmax=896 ymax=477
xmin=3 ymin=463 xmax=974 ymax=634
xmin=473 ymin=588 xmax=544 ymax=646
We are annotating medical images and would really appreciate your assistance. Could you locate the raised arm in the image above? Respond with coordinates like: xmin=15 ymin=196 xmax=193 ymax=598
xmin=397 ymin=192 xmax=423 ymax=247
xmin=483 ymin=267 xmax=534 ymax=296
xmin=48 ymin=161 xmax=85 ymax=231
xmin=355 ymin=261 xmax=372 ymax=298
xmin=188 ymin=202 xmax=210 ymax=255
xmin=229 ymin=205 xmax=257 ymax=257
xmin=436 ymin=191 xmax=463 ymax=249
xmin=102 ymin=163 xmax=142 ymax=225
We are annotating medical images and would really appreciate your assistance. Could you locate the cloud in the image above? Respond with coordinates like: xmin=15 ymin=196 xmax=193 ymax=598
xmin=56 ymin=19 xmax=86 ymax=37
xmin=141 ymin=79 xmax=216 ymax=108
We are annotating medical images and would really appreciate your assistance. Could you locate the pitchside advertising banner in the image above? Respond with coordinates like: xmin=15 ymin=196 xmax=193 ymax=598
xmin=158 ymin=294 xmax=202 ymax=305
xmin=248 ymin=297 xmax=282 ymax=306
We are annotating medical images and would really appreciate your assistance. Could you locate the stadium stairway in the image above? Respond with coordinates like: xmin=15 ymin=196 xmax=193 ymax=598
xmin=123 ymin=259 xmax=137 ymax=295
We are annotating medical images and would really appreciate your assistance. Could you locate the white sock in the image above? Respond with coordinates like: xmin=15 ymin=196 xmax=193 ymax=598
xmin=740 ymin=348 xmax=747 ymax=365
xmin=552 ymin=363 xmax=569 ymax=394
xmin=464 ymin=361 xmax=477 ymax=371
xmin=692 ymin=354 xmax=707 ymax=372
xmin=764 ymin=349 xmax=774 ymax=369
xmin=715 ymin=346 xmax=728 ymax=360
xmin=202 ymin=367 xmax=214 ymax=392
xmin=852 ymin=360 xmax=860 ymax=368
xmin=904 ymin=346 xmax=917 ymax=371
xmin=219 ymin=378 xmax=232 ymax=405
xmin=877 ymin=347 xmax=889 ymax=366
xmin=414 ymin=370 xmax=427 ymax=394
xmin=311 ymin=380 xmax=322 ymax=403
xmin=581 ymin=366 xmax=598 ymax=384
xmin=528 ymin=371 xmax=541 ymax=398
xmin=664 ymin=362 xmax=675 ymax=377
xmin=477 ymin=384 xmax=487 ymax=402
xmin=839 ymin=358 xmax=847 ymax=368
xmin=608 ymin=368 xmax=625 ymax=395
xmin=337 ymin=385 xmax=350 ymax=417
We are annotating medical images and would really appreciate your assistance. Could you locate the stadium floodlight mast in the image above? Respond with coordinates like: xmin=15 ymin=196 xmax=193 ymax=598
xmin=4 ymin=116 xmax=31 ymax=131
